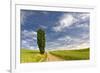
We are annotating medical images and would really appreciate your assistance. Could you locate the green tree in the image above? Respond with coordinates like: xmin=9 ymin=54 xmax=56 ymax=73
xmin=37 ymin=28 xmax=46 ymax=54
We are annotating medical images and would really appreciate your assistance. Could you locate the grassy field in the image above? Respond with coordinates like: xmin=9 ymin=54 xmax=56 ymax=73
xmin=20 ymin=48 xmax=90 ymax=63
xmin=20 ymin=49 xmax=47 ymax=63
xmin=49 ymin=48 xmax=90 ymax=60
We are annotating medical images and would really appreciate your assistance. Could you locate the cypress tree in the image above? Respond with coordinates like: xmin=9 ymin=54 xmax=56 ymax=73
xmin=37 ymin=28 xmax=45 ymax=54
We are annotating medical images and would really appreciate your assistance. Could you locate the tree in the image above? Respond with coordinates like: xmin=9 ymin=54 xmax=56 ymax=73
xmin=37 ymin=28 xmax=46 ymax=54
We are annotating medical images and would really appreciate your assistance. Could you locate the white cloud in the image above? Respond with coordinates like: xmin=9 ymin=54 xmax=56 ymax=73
xmin=22 ymin=30 xmax=37 ymax=40
xmin=79 ymin=14 xmax=89 ymax=20
xmin=53 ymin=14 xmax=77 ymax=32
xmin=21 ymin=30 xmax=37 ymax=49
xmin=75 ymin=23 xmax=89 ymax=28
xmin=21 ymin=40 xmax=30 ymax=48
xmin=57 ymin=36 xmax=71 ymax=41
xmin=47 ymin=33 xmax=89 ymax=50
xmin=39 ymin=25 xmax=47 ymax=29
xmin=22 ymin=40 xmax=27 ymax=44
xmin=21 ymin=39 xmax=38 ymax=50
xmin=53 ymin=13 xmax=89 ymax=32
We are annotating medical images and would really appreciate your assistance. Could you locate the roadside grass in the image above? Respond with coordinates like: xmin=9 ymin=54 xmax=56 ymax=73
xmin=49 ymin=48 xmax=90 ymax=60
xmin=20 ymin=49 xmax=47 ymax=63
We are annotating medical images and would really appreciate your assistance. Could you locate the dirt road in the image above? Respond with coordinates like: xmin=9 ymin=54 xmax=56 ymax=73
xmin=46 ymin=52 xmax=64 ymax=61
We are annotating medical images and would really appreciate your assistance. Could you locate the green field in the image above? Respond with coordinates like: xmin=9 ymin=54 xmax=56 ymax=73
xmin=49 ymin=48 xmax=90 ymax=60
xmin=20 ymin=49 xmax=47 ymax=63
xmin=20 ymin=48 xmax=90 ymax=63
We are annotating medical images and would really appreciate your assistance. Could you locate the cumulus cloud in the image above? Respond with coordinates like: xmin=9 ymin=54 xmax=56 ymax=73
xmin=53 ymin=13 xmax=89 ymax=32
xmin=21 ymin=30 xmax=37 ymax=49
xmin=53 ymin=14 xmax=78 ymax=32
xmin=21 ymin=30 xmax=37 ymax=40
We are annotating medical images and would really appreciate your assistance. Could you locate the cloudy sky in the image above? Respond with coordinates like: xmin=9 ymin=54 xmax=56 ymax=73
xmin=21 ymin=9 xmax=90 ymax=50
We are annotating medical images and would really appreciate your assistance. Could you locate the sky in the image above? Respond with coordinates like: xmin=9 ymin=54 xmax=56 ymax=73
xmin=21 ymin=9 xmax=90 ymax=50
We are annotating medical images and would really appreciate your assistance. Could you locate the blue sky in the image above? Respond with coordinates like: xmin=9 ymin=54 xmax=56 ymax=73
xmin=21 ymin=9 xmax=90 ymax=50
